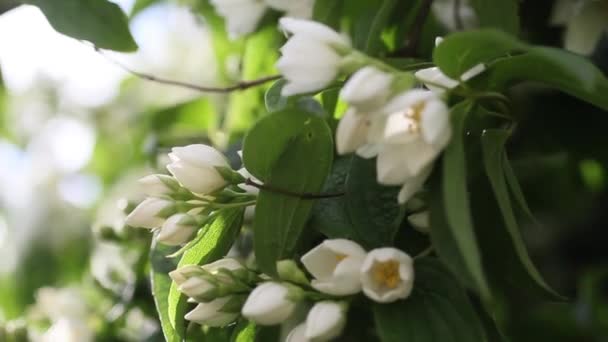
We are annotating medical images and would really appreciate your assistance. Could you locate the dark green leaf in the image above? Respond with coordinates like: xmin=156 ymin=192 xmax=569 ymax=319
xmin=469 ymin=0 xmax=519 ymax=35
xmin=150 ymin=242 xmax=180 ymax=342
xmin=313 ymin=0 xmax=343 ymax=29
xmin=244 ymin=110 xmax=333 ymax=275
xmin=130 ymin=0 xmax=161 ymax=18
xmin=487 ymin=47 xmax=608 ymax=111
xmin=431 ymin=101 xmax=490 ymax=299
xmin=502 ymin=154 xmax=537 ymax=225
xmin=345 ymin=156 xmax=405 ymax=248
xmin=373 ymin=258 xmax=487 ymax=342
xmin=480 ymin=129 xmax=562 ymax=300
xmin=167 ymin=208 xmax=244 ymax=340
xmin=21 ymin=0 xmax=137 ymax=52
xmin=264 ymin=79 xmax=289 ymax=113
xmin=433 ymin=29 xmax=527 ymax=79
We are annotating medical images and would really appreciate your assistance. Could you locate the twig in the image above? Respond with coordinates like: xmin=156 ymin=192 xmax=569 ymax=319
xmin=400 ymin=0 xmax=434 ymax=56
xmin=95 ymin=48 xmax=281 ymax=93
xmin=453 ymin=0 xmax=464 ymax=31
xmin=245 ymin=178 xmax=345 ymax=200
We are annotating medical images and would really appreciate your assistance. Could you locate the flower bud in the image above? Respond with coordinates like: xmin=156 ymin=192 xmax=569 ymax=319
xmin=277 ymin=259 xmax=309 ymax=286
xmin=125 ymin=198 xmax=173 ymax=229
xmin=306 ymin=301 xmax=347 ymax=341
xmin=301 ymin=239 xmax=366 ymax=296
xmin=360 ymin=248 xmax=414 ymax=303
xmin=277 ymin=17 xmax=351 ymax=96
xmin=286 ymin=323 xmax=307 ymax=342
xmin=166 ymin=144 xmax=230 ymax=195
xmin=157 ymin=213 xmax=197 ymax=246
xmin=408 ymin=210 xmax=430 ymax=233
xmin=209 ymin=0 xmax=267 ymax=39
xmin=138 ymin=174 xmax=179 ymax=197
xmin=184 ymin=296 xmax=239 ymax=327
xmin=169 ymin=265 xmax=202 ymax=286
xmin=241 ymin=282 xmax=299 ymax=325
xmin=340 ymin=66 xmax=393 ymax=110
xmin=335 ymin=108 xmax=371 ymax=155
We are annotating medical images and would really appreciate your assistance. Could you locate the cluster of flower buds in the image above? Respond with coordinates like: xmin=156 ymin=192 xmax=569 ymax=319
xmin=124 ymin=144 xmax=257 ymax=246
xmin=171 ymin=258 xmax=260 ymax=327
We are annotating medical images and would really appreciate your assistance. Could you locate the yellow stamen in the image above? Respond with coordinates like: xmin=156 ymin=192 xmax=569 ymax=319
xmin=372 ymin=260 xmax=401 ymax=289
xmin=403 ymin=101 xmax=426 ymax=133
xmin=335 ymin=254 xmax=347 ymax=262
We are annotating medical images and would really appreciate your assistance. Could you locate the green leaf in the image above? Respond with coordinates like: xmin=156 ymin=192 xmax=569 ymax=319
xmin=265 ymin=79 xmax=289 ymax=113
xmin=130 ymin=0 xmax=161 ymax=18
xmin=345 ymin=156 xmax=405 ymax=248
xmin=167 ymin=209 xmax=244 ymax=340
xmin=312 ymin=0 xmax=343 ymax=29
xmin=243 ymin=110 xmax=333 ymax=275
xmin=360 ymin=0 xmax=399 ymax=54
xmin=487 ymin=47 xmax=608 ymax=111
xmin=469 ymin=0 xmax=520 ymax=35
xmin=373 ymin=258 xmax=487 ymax=342
xmin=150 ymin=242 xmax=180 ymax=342
xmin=230 ymin=319 xmax=256 ymax=342
xmin=502 ymin=153 xmax=536 ymax=225
xmin=433 ymin=29 xmax=527 ymax=79
xmin=430 ymin=101 xmax=490 ymax=299
xmin=21 ymin=0 xmax=137 ymax=52
xmin=480 ymin=129 xmax=562 ymax=300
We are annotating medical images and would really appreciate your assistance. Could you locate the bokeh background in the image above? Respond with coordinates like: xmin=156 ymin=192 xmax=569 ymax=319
xmin=0 ymin=0 xmax=607 ymax=341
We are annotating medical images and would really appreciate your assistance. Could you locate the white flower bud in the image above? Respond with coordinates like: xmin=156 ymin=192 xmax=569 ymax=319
xmin=184 ymin=297 xmax=239 ymax=327
xmin=340 ymin=66 xmax=394 ymax=110
xmin=360 ymin=248 xmax=414 ymax=303
xmin=286 ymin=323 xmax=307 ymax=342
xmin=179 ymin=277 xmax=215 ymax=299
xmin=305 ymin=301 xmax=346 ymax=341
xmin=301 ymin=239 xmax=367 ymax=296
xmin=209 ymin=0 xmax=267 ymax=39
xmin=241 ymin=282 xmax=297 ymax=325
xmin=335 ymin=108 xmax=371 ymax=155
xmin=169 ymin=265 xmax=202 ymax=286
xmin=137 ymin=174 xmax=177 ymax=197
xmin=166 ymin=144 xmax=230 ymax=195
xmin=408 ymin=210 xmax=430 ymax=233
xmin=157 ymin=213 xmax=196 ymax=246
xmin=277 ymin=17 xmax=351 ymax=96
xmin=125 ymin=198 xmax=173 ymax=229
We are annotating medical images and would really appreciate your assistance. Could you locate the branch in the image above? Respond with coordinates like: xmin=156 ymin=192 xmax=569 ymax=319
xmin=244 ymin=178 xmax=345 ymax=200
xmin=399 ymin=0 xmax=434 ymax=57
xmin=95 ymin=48 xmax=281 ymax=93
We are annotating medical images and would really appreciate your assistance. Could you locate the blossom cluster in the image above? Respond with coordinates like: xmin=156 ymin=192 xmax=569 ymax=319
xmin=124 ymin=144 xmax=257 ymax=246
xmin=171 ymin=239 xmax=414 ymax=341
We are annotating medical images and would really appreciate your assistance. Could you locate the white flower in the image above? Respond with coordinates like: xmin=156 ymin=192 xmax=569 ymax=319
xmin=277 ymin=17 xmax=351 ymax=96
xmin=415 ymin=38 xmax=486 ymax=93
xmin=370 ymin=90 xmax=450 ymax=185
xmin=286 ymin=323 xmax=308 ymax=342
xmin=335 ymin=108 xmax=372 ymax=155
xmin=305 ymin=301 xmax=346 ymax=341
xmin=36 ymin=287 xmax=88 ymax=322
xmin=301 ymin=239 xmax=367 ymax=295
xmin=137 ymin=174 xmax=177 ymax=197
xmin=360 ymin=248 xmax=414 ymax=303
xmin=408 ymin=210 xmax=430 ymax=233
xmin=265 ymin=0 xmax=315 ymax=18
xmin=396 ymin=165 xmax=433 ymax=204
xmin=184 ymin=297 xmax=239 ymax=327
xmin=125 ymin=197 xmax=173 ymax=229
xmin=340 ymin=66 xmax=394 ymax=110
xmin=241 ymin=282 xmax=297 ymax=325
xmin=42 ymin=318 xmax=93 ymax=342
xmin=551 ymin=0 xmax=608 ymax=55
xmin=157 ymin=213 xmax=196 ymax=246
xmin=166 ymin=144 xmax=230 ymax=195
xmin=209 ymin=0 xmax=267 ymax=39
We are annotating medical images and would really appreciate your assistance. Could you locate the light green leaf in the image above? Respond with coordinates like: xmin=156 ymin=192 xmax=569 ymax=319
xmin=373 ymin=258 xmax=487 ymax=342
xmin=430 ymin=101 xmax=490 ymax=299
xmin=150 ymin=242 xmax=180 ymax=342
xmin=167 ymin=208 xmax=244 ymax=340
xmin=487 ymin=47 xmax=608 ymax=110
xmin=230 ymin=319 xmax=256 ymax=342
xmin=433 ymin=29 xmax=527 ymax=79
xmin=480 ymin=129 xmax=562 ymax=300
xmin=243 ymin=110 xmax=333 ymax=275
xmin=469 ymin=0 xmax=519 ymax=35
xmin=21 ymin=0 xmax=137 ymax=52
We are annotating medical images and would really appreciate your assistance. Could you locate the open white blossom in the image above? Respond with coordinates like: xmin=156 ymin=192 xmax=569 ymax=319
xmin=184 ymin=297 xmax=239 ymax=327
xmin=301 ymin=239 xmax=367 ymax=295
xmin=125 ymin=197 xmax=173 ymax=229
xmin=305 ymin=301 xmax=346 ymax=341
xmin=209 ymin=0 xmax=267 ymax=39
xmin=551 ymin=0 xmax=608 ymax=55
xmin=157 ymin=213 xmax=196 ymax=246
xmin=277 ymin=17 xmax=351 ymax=96
xmin=241 ymin=282 xmax=297 ymax=325
xmin=340 ymin=66 xmax=394 ymax=110
xmin=166 ymin=144 xmax=230 ymax=195
xmin=360 ymin=248 xmax=414 ymax=303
